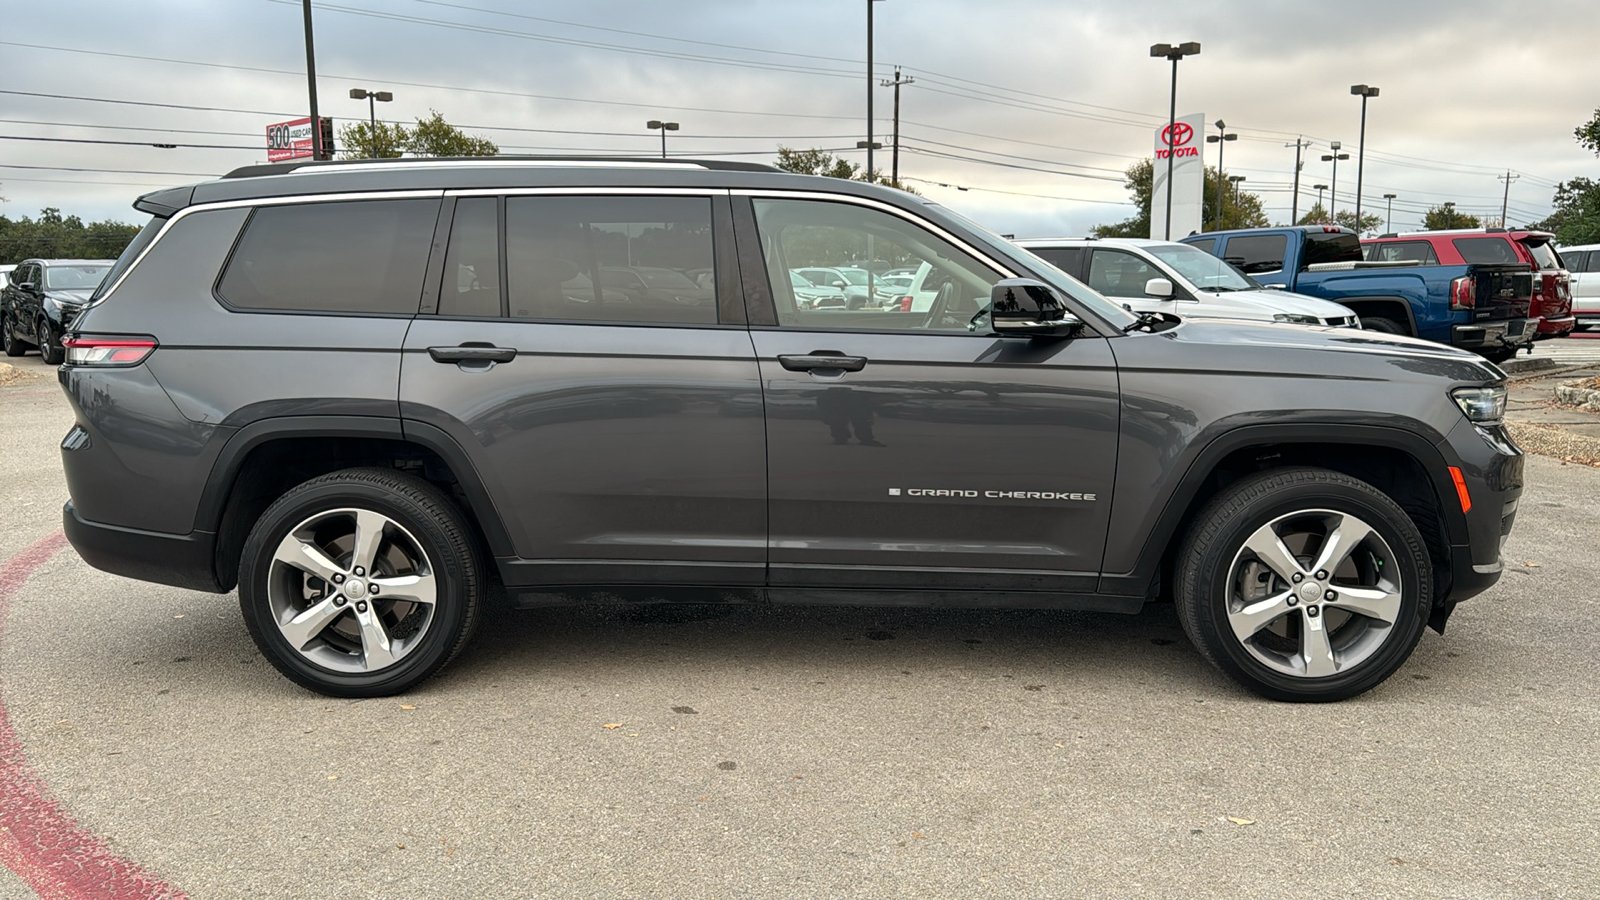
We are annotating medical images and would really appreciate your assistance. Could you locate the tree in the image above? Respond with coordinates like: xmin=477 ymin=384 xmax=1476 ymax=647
xmin=1091 ymin=158 xmax=1268 ymax=238
xmin=1295 ymin=206 xmax=1382 ymax=233
xmin=773 ymin=147 xmax=917 ymax=193
xmin=1423 ymin=202 xmax=1481 ymax=230
xmin=0 ymin=208 xmax=142 ymax=264
xmin=1529 ymin=177 xmax=1600 ymax=245
xmin=337 ymin=110 xmax=497 ymax=160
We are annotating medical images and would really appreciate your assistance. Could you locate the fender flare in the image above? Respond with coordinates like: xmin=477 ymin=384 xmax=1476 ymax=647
xmin=1332 ymin=295 xmax=1419 ymax=334
xmin=1098 ymin=422 xmax=1464 ymax=598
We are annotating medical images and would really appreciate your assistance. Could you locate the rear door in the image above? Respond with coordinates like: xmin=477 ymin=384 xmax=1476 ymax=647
xmin=399 ymin=190 xmax=767 ymax=588
xmin=737 ymin=194 xmax=1120 ymax=596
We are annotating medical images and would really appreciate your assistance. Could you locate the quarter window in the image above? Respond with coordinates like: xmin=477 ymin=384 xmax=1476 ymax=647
xmin=218 ymin=198 xmax=439 ymax=315
xmin=751 ymin=198 xmax=1003 ymax=332
xmin=1027 ymin=246 xmax=1085 ymax=277
xmin=503 ymin=196 xmax=718 ymax=325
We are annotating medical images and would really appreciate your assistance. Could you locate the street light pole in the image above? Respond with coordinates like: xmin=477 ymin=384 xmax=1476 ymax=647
xmin=301 ymin=0 xmax=324 ymax=160
xmin=1206 ymin=120 xmax=1237 ymax=231
xmin=1321 ymin=141 xmax=1350 ymax=223
xmin=646 ymin=120 xmax=679 ymax=158
xmin=1350 ymin=84 xmax=1380 ymax=228
xmin=1228 ymin=175 xmax=1246 ymax=209
xmin=1150 ymin=41 xmax=1200 ymax=240
xmin=1383 ymin=193 xmax=1397 ymax=232
xmin=866 ymin=0 xmax=887 ymax=181
xmin=349 ymin=88 xmax=393 ymax=158
xmin=1313 ymin=184 xmax=1329 ymax=221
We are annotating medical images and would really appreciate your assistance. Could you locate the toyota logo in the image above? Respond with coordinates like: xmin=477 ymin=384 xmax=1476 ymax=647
xmin=1162 ymin=122 xmax=1195 ymax=147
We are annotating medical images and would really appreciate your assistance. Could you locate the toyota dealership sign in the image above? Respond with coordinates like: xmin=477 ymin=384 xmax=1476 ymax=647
xmin=1150 ymin=113 xmax=1205 ymax=240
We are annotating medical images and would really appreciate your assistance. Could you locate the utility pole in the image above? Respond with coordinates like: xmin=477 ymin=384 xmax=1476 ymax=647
xmin=880 ymin=67 xmax=914 ymax=187
xmin=1498 ymin=170 xmax=1520 ymax=226
xmin=301 ymin=0 xmax=324 ymax=160
xmin=1286 ymin=137 xmax=1309 ymax=224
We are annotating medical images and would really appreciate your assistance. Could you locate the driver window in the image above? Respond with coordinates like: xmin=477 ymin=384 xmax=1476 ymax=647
xmin=751 ymin=198 xmax=1002 ymax=332
xmin=1086 ymin=250 xmax=1157 ymax=297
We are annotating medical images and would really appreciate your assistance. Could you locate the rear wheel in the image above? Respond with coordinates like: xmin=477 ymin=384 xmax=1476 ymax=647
xmin=1360 ymin=316 xmax=1405 ymax=335
xmin=238 ymin=468 xmax=483 ymax=697
xmin=1 ymin=315 xmax=24 ymax=357
xmin=37 ymin=319 xmax=63 ymax=365
xmin=1175 ymin=467 xmax=1431 ymax=702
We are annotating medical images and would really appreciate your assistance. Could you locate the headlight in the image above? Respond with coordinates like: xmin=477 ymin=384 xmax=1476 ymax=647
xmin=1272 ymin=313 xmax=1321 ymax=325
xmin=1451 ymin=385 xmax=1507 ymax=424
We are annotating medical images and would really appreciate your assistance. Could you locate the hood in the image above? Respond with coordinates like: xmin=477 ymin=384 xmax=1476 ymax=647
xmin=45 ymin=288 xmax=95 ymax=304
xmin=1149 ymin=316 xmax=1502 ymax=383
xmin=1191 ymin=287 xmax=1355 ymax=320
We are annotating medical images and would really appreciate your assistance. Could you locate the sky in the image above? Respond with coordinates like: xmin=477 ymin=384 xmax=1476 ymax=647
xmin=2 ymin=0 xmax=1598 ymax=240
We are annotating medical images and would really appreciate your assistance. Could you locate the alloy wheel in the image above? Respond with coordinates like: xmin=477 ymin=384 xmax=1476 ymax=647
xmin=1224 ymin=508 xmax=1403 ymax=679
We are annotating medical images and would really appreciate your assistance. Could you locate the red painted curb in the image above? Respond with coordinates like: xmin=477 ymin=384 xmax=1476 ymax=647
xmin=0 ymin=532 xmax=187 ymax=900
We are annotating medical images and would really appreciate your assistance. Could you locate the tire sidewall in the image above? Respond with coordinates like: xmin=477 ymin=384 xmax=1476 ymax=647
xmin=1186 ymin=477 xmax=1431 ymax=702
xmin=38 ymin=319 xmax=62 ymax=365
xmin=239 ymin=477 xmax=476 ymax=696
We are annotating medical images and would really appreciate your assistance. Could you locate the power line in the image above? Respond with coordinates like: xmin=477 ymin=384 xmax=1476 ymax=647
xmin=0 ymin=135 xmax=259 ymax=150
xmin=899 ymin=176 xmax=1134 ymax=206
xmin=0 ymin=164 xmax=221 ymax=177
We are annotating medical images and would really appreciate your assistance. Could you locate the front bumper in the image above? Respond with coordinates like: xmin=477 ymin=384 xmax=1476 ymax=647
xmin=1435 ymin=418 xmax=1523 ymax=610
xmin=1452 ymin=317 xmax=1533 ymax=351
xmin=63 ymin=502 xmax=224 ymax=593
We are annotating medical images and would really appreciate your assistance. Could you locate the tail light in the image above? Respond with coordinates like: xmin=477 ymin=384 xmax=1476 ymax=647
xmin=899 ymin=296 xmax=914 ymax=312
xmin=1449 ymin=275 xmax=1475 ymax=311
xmin=63 ymin=336 xmax=157 ymax=367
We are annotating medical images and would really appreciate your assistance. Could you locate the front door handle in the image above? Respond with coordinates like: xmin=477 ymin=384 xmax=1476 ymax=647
xmin=427 ymin=344 xmax=517 ymax=364
xmin=777 ymin=352 xmax=868 ymax=373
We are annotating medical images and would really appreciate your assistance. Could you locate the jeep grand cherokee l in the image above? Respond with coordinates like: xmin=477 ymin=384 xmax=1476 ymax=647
xmin=59 ymin=157 xmax=1522 ymax=702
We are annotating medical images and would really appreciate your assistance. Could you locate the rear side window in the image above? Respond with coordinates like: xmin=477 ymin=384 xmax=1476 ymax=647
xmin=439 ymin=197 xmax=502 ymax=318
xmin=1026 ymin=246 xmax=1085 ymax=277
xmin=503 ymin=196 xmax=718 ymax=325
xmin=1302 ymin=231 xmax=1363 ymax=266
xmin=1224 ymin=234 xmax=1287 ymax=273
xmin=1186 ymin=238 xmax=1216 ymax=255
xmin=1564 ymin=250 xmax=1590 ymax=272
xmin=1452 ymin=237 xmax=1520 ymax=265
xmin=218 ymin=198 xmax=439 ymax=315
xmin=92 ymin=215 xmax=165 ymax=301
xmin=1365 ymin=240 xmax=1438 ymax=265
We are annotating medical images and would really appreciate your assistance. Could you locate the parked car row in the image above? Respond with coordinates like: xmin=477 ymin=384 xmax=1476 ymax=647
xmin=1 ymin=258 xmax=114 ymax=364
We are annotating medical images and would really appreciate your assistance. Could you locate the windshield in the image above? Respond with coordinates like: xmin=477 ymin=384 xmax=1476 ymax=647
xmin=635 ymin=267 xmax=699 ymax=290
xmin=44 ymin=264 xmax=111 ymax=291
xmin=1144 ymin=243 xmax=1256 ymax=291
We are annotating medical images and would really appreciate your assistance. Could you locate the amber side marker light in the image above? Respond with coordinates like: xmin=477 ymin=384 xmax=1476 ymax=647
xmin=1447 ymin=466 xmax=1472 ymax=513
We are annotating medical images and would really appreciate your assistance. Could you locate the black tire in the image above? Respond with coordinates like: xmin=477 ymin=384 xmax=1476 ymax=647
xmin=37 ymin=319 xmax=63 ymax=365
xmin=238 ymin=467 xmax=483 ymax=697
xmin=1174 ymin=467 xmax=1431 ymax=702
xmin=1 ymin=315 xmax=25 ymax=357
xmin=1360 ymin=316 xmax=1406 ymax=335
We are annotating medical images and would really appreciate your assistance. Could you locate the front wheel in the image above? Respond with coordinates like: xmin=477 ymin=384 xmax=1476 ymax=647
xmin=37 ymin=319 xmax=63 ymax=365
xmin=1175 ymin=467 xmax=1431 ymax=702
xmin=238 ymin=468 xmax=484 ymax=697
xmin=1360 ymin=317 xmax=1406 ymax=335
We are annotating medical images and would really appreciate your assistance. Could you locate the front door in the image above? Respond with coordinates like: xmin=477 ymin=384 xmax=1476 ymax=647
xmin=739 ymin=196 xmax=1120 ymax=595
xmin=400 ymin=192 xmax=766 ymax=588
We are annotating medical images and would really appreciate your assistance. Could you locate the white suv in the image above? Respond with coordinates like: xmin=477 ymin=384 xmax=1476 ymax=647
xmin=1557 ymin=243 xmax=1600 ymax=331
xmin=1017 ymin=238 xmax=1360 ymax=327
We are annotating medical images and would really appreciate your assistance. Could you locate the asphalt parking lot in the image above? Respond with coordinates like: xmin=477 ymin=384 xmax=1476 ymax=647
xmin=0 ymin=351 xmax=1596 ymax=899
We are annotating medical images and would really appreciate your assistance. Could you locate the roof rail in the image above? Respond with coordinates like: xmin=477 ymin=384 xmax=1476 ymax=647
xmin=222 ymin=155 xmax=781 ymax=179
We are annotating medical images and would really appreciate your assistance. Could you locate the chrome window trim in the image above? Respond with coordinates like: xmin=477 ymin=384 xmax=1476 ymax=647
xmin=732 ymin=189 xmax=1020 ymax=280
xmin=91 ymin=190 xmax=445 ymax=306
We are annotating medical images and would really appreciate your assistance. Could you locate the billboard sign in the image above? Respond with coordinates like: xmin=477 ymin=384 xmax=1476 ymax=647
xmin=1150 ymin=112 xmax=1205 ymax=240
xmin=266 ymin=117 xmax=332 ymax=162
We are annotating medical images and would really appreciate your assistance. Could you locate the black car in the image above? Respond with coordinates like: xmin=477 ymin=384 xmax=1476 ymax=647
xmin=2 ymin=258 xmax=113 ymax=364
xmin=58 ymin=157 xmax=1521 ymax=702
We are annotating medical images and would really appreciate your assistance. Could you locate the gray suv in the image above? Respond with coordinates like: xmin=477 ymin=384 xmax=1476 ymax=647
xmin=60 ymin=157 xmax=1522 ymax=702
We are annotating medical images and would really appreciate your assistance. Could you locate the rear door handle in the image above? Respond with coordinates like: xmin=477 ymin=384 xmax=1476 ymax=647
xmin=427 ymin=345 xmax=517 ymax=364
xmin=777 ymin=352 xmax=868 ymax=373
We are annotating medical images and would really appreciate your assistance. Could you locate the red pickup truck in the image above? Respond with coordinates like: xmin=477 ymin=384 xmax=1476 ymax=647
xmin=1363 ymin=229 xmax=1574 ymax=339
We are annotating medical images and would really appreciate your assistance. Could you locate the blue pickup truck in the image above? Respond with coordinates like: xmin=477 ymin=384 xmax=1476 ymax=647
xmin=1182 ymin=226 xmax=1535 ymax=361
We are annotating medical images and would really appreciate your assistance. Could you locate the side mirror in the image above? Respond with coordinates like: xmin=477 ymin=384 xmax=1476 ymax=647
xmin=830 ymin=280 xmax=847 ymax=288
xmin=17 ymin=282 xmax=36 ymax=292
xmin=1144 ymin=277 xmax=1175 ymax=298
xmin=989 ymin=278 xmax=1084 ymax=338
